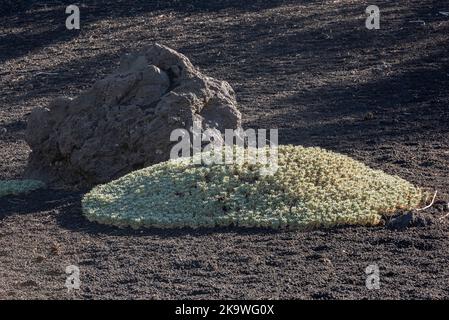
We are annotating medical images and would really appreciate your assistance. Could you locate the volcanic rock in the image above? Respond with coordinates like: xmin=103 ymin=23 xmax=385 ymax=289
xmin=25 ymin=43 xmax=241 ymax=186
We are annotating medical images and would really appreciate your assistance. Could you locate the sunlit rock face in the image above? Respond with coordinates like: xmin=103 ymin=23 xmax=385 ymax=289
xmin=25 ymin=43 xmax=242 ymax=187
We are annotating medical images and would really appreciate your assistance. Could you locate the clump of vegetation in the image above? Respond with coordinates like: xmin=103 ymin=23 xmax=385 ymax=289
xmin=82 ymin=145 xmax=425 ymax=230
xmin=0 ymin=179 xmax=46 ymax=197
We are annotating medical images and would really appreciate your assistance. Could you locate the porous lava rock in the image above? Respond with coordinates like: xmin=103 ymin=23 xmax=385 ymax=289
xmin=25 ymin=43 xmax=241 ymax=186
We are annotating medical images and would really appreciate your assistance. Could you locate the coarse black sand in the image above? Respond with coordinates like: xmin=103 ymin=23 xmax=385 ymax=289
xmin=0 ymin=0 xmax=448 ymax=299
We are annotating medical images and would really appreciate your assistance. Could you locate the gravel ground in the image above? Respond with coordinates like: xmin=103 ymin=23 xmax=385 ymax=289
xmin=0 ymin=0 xmax=449 ymax=299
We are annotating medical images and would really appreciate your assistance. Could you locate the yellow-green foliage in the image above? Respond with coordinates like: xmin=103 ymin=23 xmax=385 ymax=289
xmin=0 ymin=179 xmax=46 ymax=197
xmin=82 ymin=145 xmax=424 ymax=230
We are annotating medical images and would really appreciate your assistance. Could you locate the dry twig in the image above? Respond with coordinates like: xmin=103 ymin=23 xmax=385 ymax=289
xmin=416 ymin=190 xmax=437 ymax=211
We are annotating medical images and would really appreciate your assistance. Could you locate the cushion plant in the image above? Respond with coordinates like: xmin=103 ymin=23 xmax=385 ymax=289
xmin=82 ymin=145 xmax=425 ymax=230
xmin=0 ymin=179 xmax=46 ymax=197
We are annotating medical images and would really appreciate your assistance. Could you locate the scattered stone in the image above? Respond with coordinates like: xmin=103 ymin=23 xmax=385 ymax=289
xmin=387 ymin=212 xmax=414 ymax=230
xmin=35 ymin=255 xmax=46 ymax=263
xmin=363 ymin=112 xmax=375 ymax=121
xmin=19 ymin=280 xmax=39 ymax=287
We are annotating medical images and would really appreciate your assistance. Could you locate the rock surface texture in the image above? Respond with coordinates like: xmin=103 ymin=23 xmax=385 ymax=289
xmin=25 ymin=43 xmax=241 ymax=186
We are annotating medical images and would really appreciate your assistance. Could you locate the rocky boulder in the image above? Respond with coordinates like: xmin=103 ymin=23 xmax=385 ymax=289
xmin=25 ymin=43 xmax=242 ymax=187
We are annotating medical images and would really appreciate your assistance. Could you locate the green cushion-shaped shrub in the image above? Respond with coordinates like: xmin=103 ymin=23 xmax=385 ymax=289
xmin=82 ymin=145 xmax=424 ymax=230
xmin=0 ymin=179 xmax=46 ymax=197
